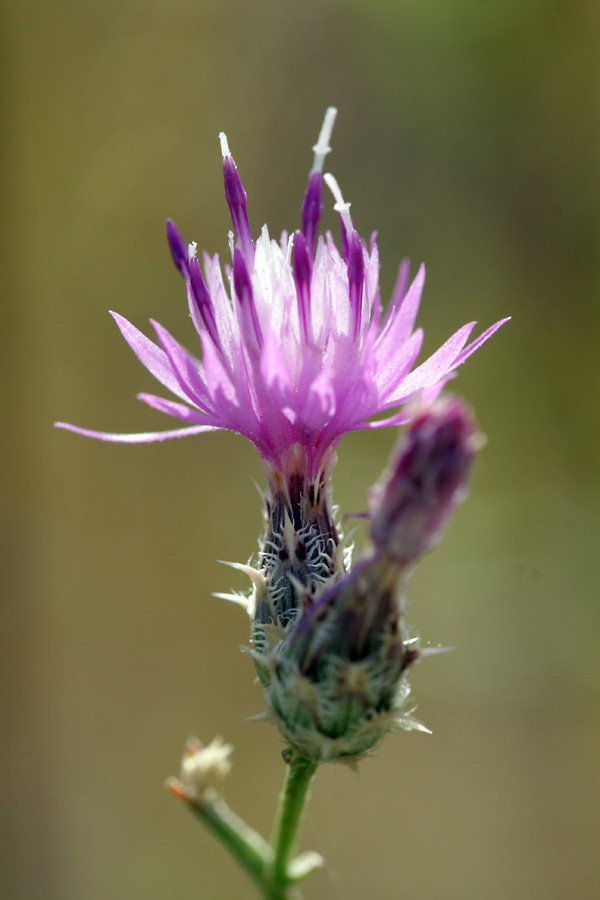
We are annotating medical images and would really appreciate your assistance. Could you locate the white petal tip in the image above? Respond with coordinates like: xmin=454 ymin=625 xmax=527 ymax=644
xmin=219 ymin=132 xmax=231 ymax=158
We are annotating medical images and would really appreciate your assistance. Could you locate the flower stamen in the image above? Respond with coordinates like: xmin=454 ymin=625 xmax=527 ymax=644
xmin=220 ymin=132 xmax=254 ymax=266
xmin=301 ymin=107 xmax=337 ymax=258
xmin=292 ymin=231 xmax=312 ymax=342
xmin=189 ymin=257 xmax=221 ymax=349
xmin=233 ymin=246 xmax=263 ymax=351
xmin=324 ymin=173 xmax=363 ymax=338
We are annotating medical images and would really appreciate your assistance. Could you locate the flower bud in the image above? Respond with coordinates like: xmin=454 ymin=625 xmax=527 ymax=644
xmin=178 ymin=736 xmax=233 ymax=801
xmin=369 ymin=397 xmax=478 ymax=567
xmin=262 ymin=557 xmax=423 ymax=762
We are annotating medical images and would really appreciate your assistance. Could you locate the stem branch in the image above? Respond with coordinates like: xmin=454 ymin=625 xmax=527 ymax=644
xmin=171 ymin=754 xmax=319 ymax=899
xmin=187 ymin=792 xmax=273 ymax=896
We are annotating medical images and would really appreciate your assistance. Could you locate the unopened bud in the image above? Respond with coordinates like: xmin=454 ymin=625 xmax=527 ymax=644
xmin=369 ymin=397 xmax=478 ymax=566
xmin=264 ymin=556 xmax=424 ymax=762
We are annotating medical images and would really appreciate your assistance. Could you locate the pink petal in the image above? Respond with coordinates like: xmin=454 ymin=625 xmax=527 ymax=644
xmin=110 ymin=312 xmax=189 ymax=403
xmin=389 ymin=321 xmax=476 ymax=402
xmin=54 ymin=422 xmax=219 ymax=442
xmin=353 ymin=410 xmax=411 ymax=430
xmin=452 ymin=317 xmax=511 ymax=368
xmin=301 ymin=368 xmax=337 ymax=425
xmin=137 ymin=393 xmax=217 ymax=424
xmin=200 ymin=330 xmax=238 ymax=404
xmin=260 ymin=327 xmax=293 ymax=395
xmin=377 ymin=263 xmax=425 ymax=348
xmin=150 ymin=320 xmax=214 ymax=412
xmin=374 ymin=328 xmax=424 ymax=400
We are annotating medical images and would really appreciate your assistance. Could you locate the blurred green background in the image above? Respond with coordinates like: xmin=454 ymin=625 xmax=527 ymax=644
xmin=3 ymin=1 xmax=600 ymax=898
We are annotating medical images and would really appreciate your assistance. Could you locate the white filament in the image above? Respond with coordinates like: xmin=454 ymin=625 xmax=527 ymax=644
xmin=285 ymin=232 xmax=294 ymax=267
xmin=323 ymin=172 xmax=353 ymax=233
xmin=312 ymin=107 xmax=338 ymax=173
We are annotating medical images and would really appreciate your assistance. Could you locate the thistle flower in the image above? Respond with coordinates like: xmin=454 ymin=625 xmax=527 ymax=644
xmin=56 ymin=108 xmax=507 ymax=486
xmin=56 ymin=109 xmax=507 ymax=766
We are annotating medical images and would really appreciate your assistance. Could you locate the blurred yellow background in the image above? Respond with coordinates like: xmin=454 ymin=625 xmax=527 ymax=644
xmin=3 ymin=1 xmax=599 ymax=898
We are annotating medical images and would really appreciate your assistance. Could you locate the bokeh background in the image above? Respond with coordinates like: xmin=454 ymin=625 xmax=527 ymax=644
xmin=3 ymin=1 xmax=600 ymax=898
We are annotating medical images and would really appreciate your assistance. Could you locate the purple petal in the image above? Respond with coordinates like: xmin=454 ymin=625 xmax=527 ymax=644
xmin=292 ymin=230 xmax=312 ymax=341
xmin=166 ymin=219 xmax=189 ymax=277
xmin=301 ymin=108 xmax=337 ymax=258
xmin=188 ymin=257 xmax=220 ymax=348
xmin=301 ymin=171 xmax=323 ymax=260
xmin=347 ymin=232 xmax=365 ymax=340
xmin=233 ymin=247 xmax=262 ymax=350
xmin=338 ymin=210 xmax=350 ymax=263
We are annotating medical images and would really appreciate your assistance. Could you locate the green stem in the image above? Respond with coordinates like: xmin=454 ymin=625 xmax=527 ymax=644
xmin=270 ymin=756 xmax=319 ymax=895
xmin=187 ymin=792 xmax=273 ymax=897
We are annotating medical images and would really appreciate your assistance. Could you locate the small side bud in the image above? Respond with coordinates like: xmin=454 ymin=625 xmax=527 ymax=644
xmin=369 ymin=397 xmax=478 ymax=566
xmin=263 ymin=553 xmax=420 ymax=761
xmin=174 ymin=736 xmax=233 ymax=803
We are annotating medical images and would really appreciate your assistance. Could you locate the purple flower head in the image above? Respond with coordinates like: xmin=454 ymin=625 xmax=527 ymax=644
xmin=56 ymin=109 xmax=508 ymax=480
